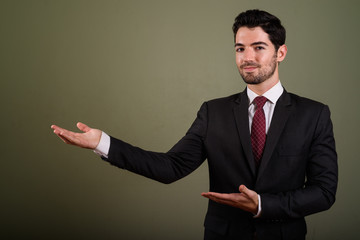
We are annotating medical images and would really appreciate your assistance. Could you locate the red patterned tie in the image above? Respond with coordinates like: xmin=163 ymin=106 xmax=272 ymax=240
xmin=251 ymin=96 xmax=267 ymax=166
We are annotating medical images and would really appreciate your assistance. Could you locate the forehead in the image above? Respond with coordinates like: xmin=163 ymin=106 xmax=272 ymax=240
xmin=235 ymin=26 xmax=272 ymax=46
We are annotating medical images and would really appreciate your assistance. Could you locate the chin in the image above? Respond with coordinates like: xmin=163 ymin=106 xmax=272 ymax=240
xmin=242 ymin=77 xmax=265 ymax=85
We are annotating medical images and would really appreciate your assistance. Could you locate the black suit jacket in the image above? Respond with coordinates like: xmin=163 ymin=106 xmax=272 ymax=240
xmin=104 ymin=89 xmax=338 ymax=240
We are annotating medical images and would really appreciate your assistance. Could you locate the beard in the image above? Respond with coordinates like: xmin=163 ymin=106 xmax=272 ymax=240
xmin=238 ymin=53 xmax=277 ymax=85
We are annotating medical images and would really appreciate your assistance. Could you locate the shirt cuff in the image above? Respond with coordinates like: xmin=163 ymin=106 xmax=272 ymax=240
xmin=93 ymin=131 xmax=110 ymax=158
xmin=253 ymin=194 xmax=262 ymax=218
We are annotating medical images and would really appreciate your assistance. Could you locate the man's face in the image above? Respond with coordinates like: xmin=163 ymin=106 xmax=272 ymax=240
xmin=235 ymin=26 xmax=279 ymax=85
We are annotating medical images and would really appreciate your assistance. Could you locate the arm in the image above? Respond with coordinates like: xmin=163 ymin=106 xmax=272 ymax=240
xmin=202 ymin=105 xmax=338 ymax=218
xmin=103 ymin=103 xmax=208 ymax=183
xmin=51 ymin=103 xmax=209 ymax=184
xmin=260 ymin=105 xmax=338 ymax=219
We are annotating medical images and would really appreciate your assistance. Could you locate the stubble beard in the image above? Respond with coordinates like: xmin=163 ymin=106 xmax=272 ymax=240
xmin=239 ymin=53 xmax=278 ymax=85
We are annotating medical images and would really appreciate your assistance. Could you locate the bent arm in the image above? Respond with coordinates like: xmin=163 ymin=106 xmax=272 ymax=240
xmin=260 ymin=105 xmax=338 ymax=219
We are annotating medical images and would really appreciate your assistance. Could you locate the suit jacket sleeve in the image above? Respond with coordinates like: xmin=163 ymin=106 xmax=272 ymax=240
xmin=260 ymin=105 xmax=338 ymax=219
xmin=102 ymin=103 xmax=208 ymax=184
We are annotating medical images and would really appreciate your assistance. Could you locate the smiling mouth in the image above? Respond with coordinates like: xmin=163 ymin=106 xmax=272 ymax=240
xmin=243 ymin=66 xmax=258 ymax=72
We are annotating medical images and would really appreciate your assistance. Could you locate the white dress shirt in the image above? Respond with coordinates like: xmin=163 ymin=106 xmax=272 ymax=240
xmin=93 ymin=131 xmax=110 ymax=158
xmin=247 ymin=81 xmax=284 ymax=134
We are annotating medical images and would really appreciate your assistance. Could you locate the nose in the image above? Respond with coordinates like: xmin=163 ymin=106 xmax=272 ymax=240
xmin=243 ymin=48 xmax=255 ymax=62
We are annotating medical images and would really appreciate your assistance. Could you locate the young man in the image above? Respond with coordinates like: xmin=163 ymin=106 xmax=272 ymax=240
xmin=52 ymin=9 xmax=337 ymax=240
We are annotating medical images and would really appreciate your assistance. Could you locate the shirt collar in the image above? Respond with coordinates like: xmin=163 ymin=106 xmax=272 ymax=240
xmin=247 ymin=81 xmax=284 ymax=105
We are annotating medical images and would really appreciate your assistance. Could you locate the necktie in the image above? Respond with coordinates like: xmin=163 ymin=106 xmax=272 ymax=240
xmin=251 ymin=96 xmax=267 ymax=166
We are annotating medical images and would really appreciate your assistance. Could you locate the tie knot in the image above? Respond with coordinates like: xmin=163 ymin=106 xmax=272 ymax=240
xmin=253 ymin=96 xmax=267 ymax=109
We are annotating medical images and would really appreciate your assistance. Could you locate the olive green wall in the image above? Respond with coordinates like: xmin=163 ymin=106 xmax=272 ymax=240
xmin=1 ymin=0 xmax=359 ymax=239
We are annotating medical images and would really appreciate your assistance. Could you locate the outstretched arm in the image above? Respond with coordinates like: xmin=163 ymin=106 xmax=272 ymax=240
xmin=51 ymin=122 xmax=102 ymax=149
xmin=50 ymin=102 xmax=208 ymax=184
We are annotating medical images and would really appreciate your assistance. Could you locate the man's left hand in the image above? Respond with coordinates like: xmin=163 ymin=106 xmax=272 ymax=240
xmin=201 ymin=185 xmax=259 ymax=215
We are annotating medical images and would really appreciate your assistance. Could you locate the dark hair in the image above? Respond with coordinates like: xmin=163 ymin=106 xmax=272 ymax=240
xmin=232 ymin=9 xmax=286 ymax=50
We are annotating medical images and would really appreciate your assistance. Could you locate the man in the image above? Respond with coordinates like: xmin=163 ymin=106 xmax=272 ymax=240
xmin=51 ymin=9 xmax=337 ymax=240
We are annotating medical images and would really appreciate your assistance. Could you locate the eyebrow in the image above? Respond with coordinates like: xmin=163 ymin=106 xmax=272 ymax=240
xmin=234 ymin=41 xmax=269 ymax=47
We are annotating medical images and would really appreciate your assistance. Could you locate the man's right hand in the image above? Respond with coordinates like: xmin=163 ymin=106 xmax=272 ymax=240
xmin=51 ymin=122 xmax=102 ymax=150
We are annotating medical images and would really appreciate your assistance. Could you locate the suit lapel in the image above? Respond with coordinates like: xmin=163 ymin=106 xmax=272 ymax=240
xmin=256 ymin=90 xmax=293 ymax=180
xmin=233 ymin=90 xmax=257 ymax=177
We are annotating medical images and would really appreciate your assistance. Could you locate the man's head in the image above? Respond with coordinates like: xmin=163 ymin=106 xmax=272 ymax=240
xmin=232 ymin=9 xmax=286 ymax=51
xmin=233 ymin=10 xmax=287 ymax=90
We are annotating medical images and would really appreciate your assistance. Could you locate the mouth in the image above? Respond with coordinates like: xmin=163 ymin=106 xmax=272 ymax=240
xmin=242 ymin=66 xmax=258 ymax=72
xmin=240 ymin=62 xmax=260 ymax=72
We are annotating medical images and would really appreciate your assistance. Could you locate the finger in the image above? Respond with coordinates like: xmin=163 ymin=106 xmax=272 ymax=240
xmin=77 ymin=122 xmax=91 ymax=133
xmin=54 ymin=127 xmax=81 ymax=145
xmin=52 ymin=124 xmax=83 ymax=135
xmin=202 ymin=192 xmax=217 ymax=199
xmin=210 ymin=197 xmax=233 ymax=205
xmin=202 ymin=192 xmax=221 ymax=198
xmin=203 ymin=192 xmax=233 ymax=201
xmin=51 ymin=124 xmax=66 ymax=132
xmin=52 ymin=128 xmax=63 ymax=136
xmin=55 ymin=132 xmax=72 ymax=144
xmin=202 ymin=192 xmax=219 ymax=199
xmin=205 ymin=194 xmax=240 ymax=207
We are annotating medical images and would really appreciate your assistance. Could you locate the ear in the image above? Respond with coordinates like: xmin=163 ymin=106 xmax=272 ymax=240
xmin=276 ymin=44 xmax=287 ymax=62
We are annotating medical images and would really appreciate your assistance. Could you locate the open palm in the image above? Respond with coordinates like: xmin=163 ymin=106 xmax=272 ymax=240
xmin=51 ymin=122 xmax=102 ymax=149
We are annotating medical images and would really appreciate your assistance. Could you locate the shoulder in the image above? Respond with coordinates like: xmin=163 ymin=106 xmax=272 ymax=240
xmin=285 ymin=92 xmax=331 ymax=119
xmin=287 ymin=92 xmax=327 ymax=109
xmin=205 ymin=92 xmax=242 ymax=107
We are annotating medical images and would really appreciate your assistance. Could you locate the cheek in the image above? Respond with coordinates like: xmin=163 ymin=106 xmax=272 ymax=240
xmin=255 ymin=56 xmax=269 ymax=65
xmin=255 ymin=53 xmax=266 ymax=61
xmin=259 ymin=52 xmax=276 ymax=64
xmin=235 ymin=55 xmax=243 ymax=66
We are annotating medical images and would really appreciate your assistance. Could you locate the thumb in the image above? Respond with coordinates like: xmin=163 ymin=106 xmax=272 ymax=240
xmin=239 ymin=185 xmax=249 ymax=195
xmin=77 ymin=122 xmax=91 ymax=133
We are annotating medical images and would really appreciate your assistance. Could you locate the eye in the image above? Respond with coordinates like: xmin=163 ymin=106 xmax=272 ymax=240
xmin=255 ymin=46 xmax=265 ymax=50
xmin=236 ymin=47 xmax=244 ymax=52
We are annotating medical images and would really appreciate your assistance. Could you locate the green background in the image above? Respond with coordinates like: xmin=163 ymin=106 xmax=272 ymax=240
xmin=1 ymin=0 xmax=359 ymax=239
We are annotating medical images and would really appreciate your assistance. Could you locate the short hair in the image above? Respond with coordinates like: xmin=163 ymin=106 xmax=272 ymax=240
xmin=232 ymin=9 xmax=286 ymax=51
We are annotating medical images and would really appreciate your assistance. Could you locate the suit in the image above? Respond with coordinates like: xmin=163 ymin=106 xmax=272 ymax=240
xmin=103 ymin=88 xmax=338 ymax=240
